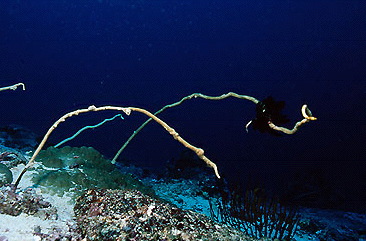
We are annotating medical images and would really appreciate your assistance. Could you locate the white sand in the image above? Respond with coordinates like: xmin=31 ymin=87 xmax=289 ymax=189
xmin=0 ymin=164 xmax=76 ymax=241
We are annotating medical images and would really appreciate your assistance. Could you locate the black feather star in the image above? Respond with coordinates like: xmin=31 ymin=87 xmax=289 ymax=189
xmin=251 ymin=96 xmax=290 ymax=136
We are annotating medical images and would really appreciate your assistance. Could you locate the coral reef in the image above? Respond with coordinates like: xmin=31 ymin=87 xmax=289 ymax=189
xmin=74 ymin=188 xmax=261 ymax=240
xmin=0 ymin=185 xmax=56 ymax=218
xmin=30 ymin=146 xmax=154 ymax=197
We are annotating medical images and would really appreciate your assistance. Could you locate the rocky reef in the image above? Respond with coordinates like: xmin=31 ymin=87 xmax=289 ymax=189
xmin=74 ymin=189 xmax=258 ymax=241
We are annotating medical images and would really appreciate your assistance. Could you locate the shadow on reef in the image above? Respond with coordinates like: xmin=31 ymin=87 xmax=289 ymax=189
xmin=164 ymin=149 xmax=212 ymax=179
xmin=281 ymin=167 xmax=346 ymax=210
xmin=0 ymin=124 xmax=40 ymax=151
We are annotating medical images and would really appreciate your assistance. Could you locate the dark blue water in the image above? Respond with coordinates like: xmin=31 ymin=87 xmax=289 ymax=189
xmin=1 ymin=0 xmax=365 ymax=212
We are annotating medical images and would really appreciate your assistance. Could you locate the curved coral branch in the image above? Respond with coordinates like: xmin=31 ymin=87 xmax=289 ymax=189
xmin=13 ymin=104 xmax=221 ymax=190
xmin=0 ymin=83 xmax=25 ymax=92
xmin=112 ymin=92 xmax=259 ymax=163
xmin=268 ymin=105 xmax=317 ymax=134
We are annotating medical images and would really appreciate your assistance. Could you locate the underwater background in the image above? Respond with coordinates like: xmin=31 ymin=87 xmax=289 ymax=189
xmin=0 ymin=0 xmax=365 ymax=213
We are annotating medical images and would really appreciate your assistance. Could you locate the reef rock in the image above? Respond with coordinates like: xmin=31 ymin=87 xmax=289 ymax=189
xmin=74 ymin=189 xmax=259 ymax=241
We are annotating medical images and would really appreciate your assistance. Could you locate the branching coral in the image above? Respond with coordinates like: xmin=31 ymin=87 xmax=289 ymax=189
xmin=1 ymin=83 xmax=317 ymax=190
xmin=112 ymin=93 xmax=316 ymax=162
xmin=0 ymin=83 xmax=25 ymax=92
xmin=209 ymin=186 xmax=299 ymax=239
xmin=13 ymin=105 xmax=221 ymax=190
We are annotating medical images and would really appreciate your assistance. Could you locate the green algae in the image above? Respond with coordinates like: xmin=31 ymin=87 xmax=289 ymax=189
xmin=0 ymin=163 xmax=12 ymax=186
